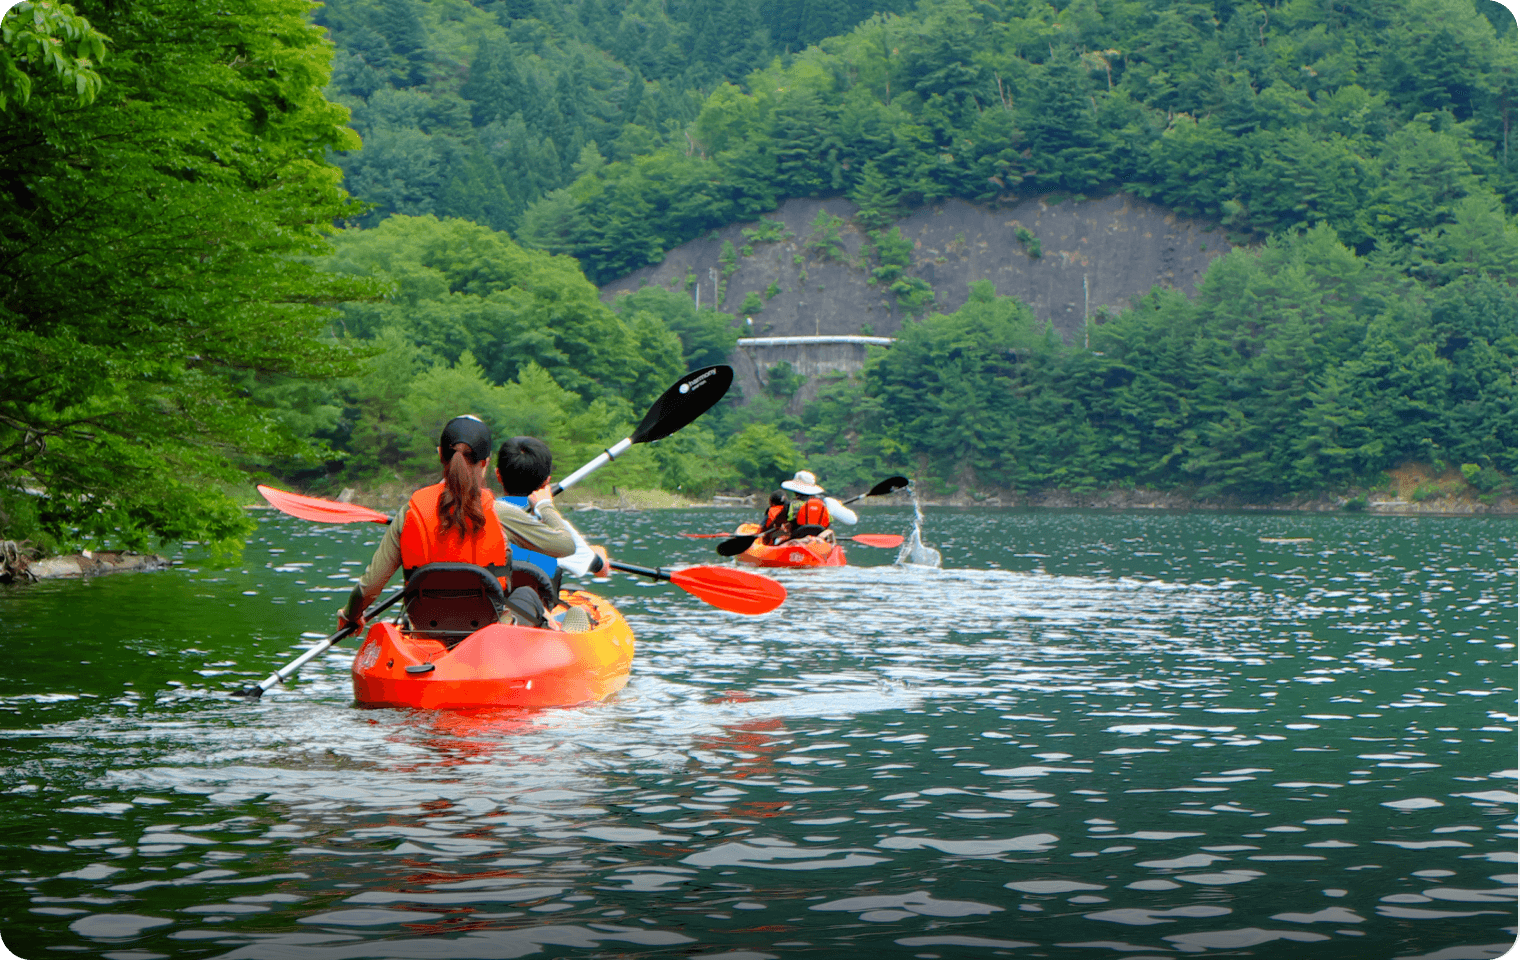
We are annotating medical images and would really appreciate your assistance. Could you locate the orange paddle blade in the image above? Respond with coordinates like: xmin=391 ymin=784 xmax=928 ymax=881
xmin=849 ymin=534 xmax=904 ymax=548
xmin=257 ymin=485 xmax=391 ymax=525
xmin=668 ymin=565 xmax=786 ymax=615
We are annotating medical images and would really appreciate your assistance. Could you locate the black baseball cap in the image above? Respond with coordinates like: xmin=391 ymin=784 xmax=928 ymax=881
xmin=439 ymin=415 xmax=492 ymax=461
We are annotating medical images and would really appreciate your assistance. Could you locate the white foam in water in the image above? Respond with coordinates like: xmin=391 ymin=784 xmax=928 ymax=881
xmin=896 ymin=484 xmax=942 ymax=568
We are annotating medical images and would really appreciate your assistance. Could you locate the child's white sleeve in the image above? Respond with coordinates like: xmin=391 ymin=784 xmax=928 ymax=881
xmin=557 ymin=520 xmax=601 ymax=576
xmin=825 ymin=497 xmax=858 ymax=525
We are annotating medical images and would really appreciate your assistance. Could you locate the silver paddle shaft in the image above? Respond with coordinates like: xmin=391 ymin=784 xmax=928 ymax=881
xmin=553 ymin=437 xmax=633 ymax=494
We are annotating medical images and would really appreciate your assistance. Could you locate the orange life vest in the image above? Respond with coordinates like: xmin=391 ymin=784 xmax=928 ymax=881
xmin=399 ymin=482 xmax=509 ymax=585
xmin=795 ymin=497 xmax=830 ymax=528
xmin=762 ymin=503 xmax=787 ymax=530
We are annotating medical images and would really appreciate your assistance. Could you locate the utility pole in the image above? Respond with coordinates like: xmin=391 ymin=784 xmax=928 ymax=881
xmin=1083 ymin=273 xmax=1090 ymax=350
xmin=709 ymin=267 xmax=718 ymax=310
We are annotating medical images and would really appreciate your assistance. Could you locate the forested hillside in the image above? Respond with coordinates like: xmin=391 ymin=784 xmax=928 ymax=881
xmin=316 ymin=0 xmax=911 ymax=232
xmin=300 ymin=0 xmax=1514 ymax=509
xmin=2 ymin=0 xmax=1514 ymax=557
xmin=518 ymin=0 xmax=1516 ymax=285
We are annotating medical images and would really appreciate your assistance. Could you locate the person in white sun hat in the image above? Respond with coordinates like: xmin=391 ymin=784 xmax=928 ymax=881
xmin=769 ymin=470 xmax=857 ymax=543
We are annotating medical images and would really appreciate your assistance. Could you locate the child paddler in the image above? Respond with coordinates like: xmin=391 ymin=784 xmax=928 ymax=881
xmin=496 ymin=436 xmax=611 ymax=633
xmin=758 ymin=490 xmax=790 ymax=545
xmin=337 ymin=415 xmax=576 ymax=634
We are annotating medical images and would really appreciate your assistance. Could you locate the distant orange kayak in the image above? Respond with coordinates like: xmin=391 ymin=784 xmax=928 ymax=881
xmin=351 ymin=591 xmax=633 ymax=709
xmin=730 ymin=522 xmax=846 ymax=568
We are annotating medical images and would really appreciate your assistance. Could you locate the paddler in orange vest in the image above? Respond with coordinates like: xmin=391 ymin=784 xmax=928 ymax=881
xmin=758 ymin=490 xmax=791 ymax=544
xmin=337 ymin=415 xmax=576 ymax=633
xmin=772 ymin=470 xmax=857 ymax=543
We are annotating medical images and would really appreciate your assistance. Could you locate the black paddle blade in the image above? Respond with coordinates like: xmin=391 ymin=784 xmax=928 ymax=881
xmin=631 ymin=365 xmax=733 ymax=444
xmin=869 ymin=475 xmax=910 ymax=497
xmin=717 ymin=534 xmax=759 ymax=557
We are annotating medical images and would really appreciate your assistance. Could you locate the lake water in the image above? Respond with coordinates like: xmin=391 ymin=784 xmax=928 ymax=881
xmin=0 ymin=507 xmax=1514 ymax=960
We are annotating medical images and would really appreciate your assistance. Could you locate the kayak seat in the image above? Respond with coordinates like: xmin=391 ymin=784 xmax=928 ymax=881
xmin=509 ymin=560 xmax=558 ymax=612
xmin=403 ymin=562 xmax=506 ymax=642
xmin=775 ymin=523 xmax=827 ymax=543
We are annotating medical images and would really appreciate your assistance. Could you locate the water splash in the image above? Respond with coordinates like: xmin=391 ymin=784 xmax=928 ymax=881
xmin=896 ymin=482 xmax=942 ymax=568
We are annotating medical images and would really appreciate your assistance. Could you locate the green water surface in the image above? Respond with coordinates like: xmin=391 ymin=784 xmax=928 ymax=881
xmin=0 ymin=507 xmax=1514 ymax=959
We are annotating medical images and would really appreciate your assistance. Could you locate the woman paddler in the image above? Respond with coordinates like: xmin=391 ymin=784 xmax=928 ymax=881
xmin=337 ymin=415 xmax=576 ymax=634
xmin=770 ymin=470 xmax=857 ymax=543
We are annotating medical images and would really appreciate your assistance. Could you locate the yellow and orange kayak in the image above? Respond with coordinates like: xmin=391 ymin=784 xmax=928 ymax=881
xmin=350 ymin=591 xmax=633 ymax=709
xmin=730 ymin=522 xmax=846 ymax=568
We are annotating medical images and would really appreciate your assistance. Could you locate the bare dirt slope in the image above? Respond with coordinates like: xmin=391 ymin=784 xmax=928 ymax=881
xmin=601 ymin=192 xmax=1234 ymax=344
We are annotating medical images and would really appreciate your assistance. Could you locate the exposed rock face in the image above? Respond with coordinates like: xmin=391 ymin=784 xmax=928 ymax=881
xmin=602 ymin=192 xmax=1234 ymax=346
xmin=731 ymin=338 xmax=883 ymax=412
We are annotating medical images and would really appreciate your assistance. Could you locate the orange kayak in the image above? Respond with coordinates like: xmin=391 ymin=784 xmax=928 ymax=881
xmin=730 ymin=522 xmax=846 ymax=568
xmin=351 ymin=591 xmax=633 ymax=709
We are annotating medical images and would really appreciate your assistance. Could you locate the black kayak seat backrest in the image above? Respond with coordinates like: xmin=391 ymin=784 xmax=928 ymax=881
xmin=403 ymin=562 xmax=506 ymax=639
xmin=791 ymin=524 xmax=826 ymax=539
xmin=509 ymin=560 xmax=558 ymax=611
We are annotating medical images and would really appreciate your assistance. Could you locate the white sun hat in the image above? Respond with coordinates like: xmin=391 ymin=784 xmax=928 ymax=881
xmin=781 ymin=470 xmax=824 ymax=496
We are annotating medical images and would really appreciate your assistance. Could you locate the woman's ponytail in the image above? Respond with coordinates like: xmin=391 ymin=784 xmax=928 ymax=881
xmin=437 ymin=442 xmax=487 ymax=537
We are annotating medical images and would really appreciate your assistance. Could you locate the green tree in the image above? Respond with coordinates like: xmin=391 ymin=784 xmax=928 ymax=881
xmin=611 ymin=286 xmax=739 ymax=370
xmin=0 ymin=0 xmax=371 ymax=554
xmin=319 ymin=214 xmax=682 ymax=409
xmin=0 ymin=0 xmax=107 ymax=109
xmin=724 ymin=423 xmax=802 ymax=491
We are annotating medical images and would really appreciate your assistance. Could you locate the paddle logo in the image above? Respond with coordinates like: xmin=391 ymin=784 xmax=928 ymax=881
xmin=681 ymin=367 xmax=721 ymax=395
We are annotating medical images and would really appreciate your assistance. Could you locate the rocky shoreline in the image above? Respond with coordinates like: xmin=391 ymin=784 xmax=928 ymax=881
xmin=0 ymin=546 xmax=172 ymax=583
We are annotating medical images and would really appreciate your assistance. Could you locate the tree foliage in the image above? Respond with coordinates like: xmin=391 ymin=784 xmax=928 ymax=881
xmin=506 ymin=0 xmax=1513 ymax=284
xmin=0 ymin=0 xmax=372 ymax=554
xmin=0 ymin=0 xmax=108 ymax=109
xmin=314 ymin=0 xmax=914 ymax=235
xmin=816 ymin=232 xmax=1516 ymax=499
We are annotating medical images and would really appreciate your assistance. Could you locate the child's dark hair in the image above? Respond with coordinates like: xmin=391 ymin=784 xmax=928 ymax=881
xmin=769 ymin=490 xmax=787 ymax=506
xmin=497 ymin=436 xmax=553 ymax=496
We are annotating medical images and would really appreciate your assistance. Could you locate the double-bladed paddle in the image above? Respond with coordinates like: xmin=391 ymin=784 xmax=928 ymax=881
xmin=234 ymin=589 xmax=404 ymax=699
xmin=713 ymin=475 xmax=912 ymax=556
xmin=552 ymin=364 xmax=732 ymax=495
xmin=714 ymin=527 xmax=904 ymax=557
xmin=254 ymin=485 xmax=786 ymax=615
xmin=839 ymin=475 xmax=910 ymax=506
xmin=240 ymin=365 xmax=771 ymax=696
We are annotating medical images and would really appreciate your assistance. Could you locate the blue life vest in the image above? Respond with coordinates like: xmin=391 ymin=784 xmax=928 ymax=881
xmin=499 ymin=495 xmax=558 ymax=578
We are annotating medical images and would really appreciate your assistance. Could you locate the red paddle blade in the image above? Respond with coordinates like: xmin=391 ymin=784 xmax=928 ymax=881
xmin=668 ymin=565 xmax=786 ymax=615
xmin=850 ymin=534 xmax=904 ymax=548
xmin=257 ymin=485 xmax=391 ymax=525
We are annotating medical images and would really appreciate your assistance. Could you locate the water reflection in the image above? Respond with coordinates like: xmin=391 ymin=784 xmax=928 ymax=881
xmin=0 ymin=509 xmax=1513 ymax=959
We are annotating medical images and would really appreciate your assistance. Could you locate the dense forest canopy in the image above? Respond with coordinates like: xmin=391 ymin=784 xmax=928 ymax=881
xmin=304 ymin=0 xmax=1513 ymax=505
xmin=315 ymin=0 xmax=914 ymax=233
xmin=0 ymin=0 xmax=1513 ymax=555
xmin=514 ymin=0 xmax=1516 ymax=284
xmin=0 ymin=0 xmax=374 ymax=556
